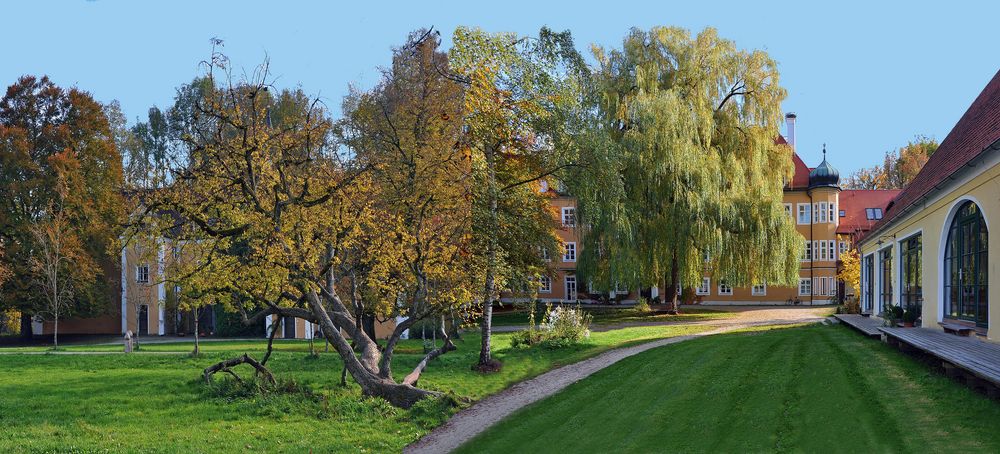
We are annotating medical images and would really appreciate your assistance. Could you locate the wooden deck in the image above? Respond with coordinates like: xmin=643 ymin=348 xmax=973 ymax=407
xmin=880 ymin=327 xmax=1000 ymax=392
xmin=833 ymin=314 xmax=884 ymax=338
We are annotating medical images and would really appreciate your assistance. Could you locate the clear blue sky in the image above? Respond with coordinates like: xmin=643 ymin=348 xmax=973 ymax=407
xmin=3 ymin=0 xmax=997 ymax=175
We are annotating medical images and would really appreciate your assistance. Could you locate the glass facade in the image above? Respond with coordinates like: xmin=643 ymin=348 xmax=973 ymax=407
xmin=899 ymin=234 xmax=922 ymax=309
xmin=943 ymin=201 xmax=988 ymax=327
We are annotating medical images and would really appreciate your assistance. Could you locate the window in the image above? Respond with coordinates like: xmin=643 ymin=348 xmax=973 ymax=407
xmin=944 ymin=201 xmax=988 ymax=327
xmin=718 ymin=281 xmax=733 ymax=296
xmin=799 ymin=278 xmax=811 ymax=296
xmin=539 ymin=275 xmax=552 ymax=293
xmin=839 ymin=210 xmax=846 ymax=217
xmin=874 ymin=208 xmax=883 ymax=219
xmin=797 ymin=203 xmax=811 ymax=225
xmin=815 ymin=240 xmax=827 ymax=261
xmin=136 ymin=264 xmax=150 ymax=284
xmin=865 ymin=208 xmax=884 ymax=220
xmin=540 ymin=247 xmax=551 ymax=262
xmin=561 ymin=207 xmax=576 ymax=227
xmin=816 ymin=202 xmax=828 ymax=223
xmin=752 ymin=282 xmax=767 ymax=296
xmin=563 ymin=242 xmax=576 ymax=262
xmin=829 ymin=203 xmax=836 ymax=224
xmin=879 ymin=247 xmax=893 ymax=312
xmin=802 ymin=240 xmax=812 ymax=261
xmin=863 ymin=254 xmax=875 ymax=312
xmin=828 ymin=240 xmax=836 ymax=261
xmin=696 ymin=278 xmax=710 ymax=295
xmin=839 ymin=241 xmax=848 ymax=255
xmin=814 ymin=277 xmax=836 ymax=296
xmin=784 ymin=203 xmax=792 ymax=219
xmin=899 ymin=234 xmax=922 ymax=309
xmin=564 ymin=276 xmax=577 ymax=301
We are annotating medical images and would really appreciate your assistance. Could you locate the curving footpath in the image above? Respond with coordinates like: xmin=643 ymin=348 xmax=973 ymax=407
xmin=405 ymin=307 xmax=829 ymax=454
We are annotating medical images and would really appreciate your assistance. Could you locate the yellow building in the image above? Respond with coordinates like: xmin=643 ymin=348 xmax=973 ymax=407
xmin=858 ymin=69 xmax=1000 ymax=341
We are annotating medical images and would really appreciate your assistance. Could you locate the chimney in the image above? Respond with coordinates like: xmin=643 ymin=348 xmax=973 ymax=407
xmin=785 ymin=112 xmax=797 ymax=149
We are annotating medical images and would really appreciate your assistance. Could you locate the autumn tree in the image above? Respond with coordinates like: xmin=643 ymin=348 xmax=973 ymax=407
xmin=30 ymin=185 xmax=97 ymax=348
xmin=837 ymin=248 xmax=861 ymax=298
xmin=450 ymin=26 xmax=583 ymax=370
xmin=337 ymin=29 xmax=474 ymax=360
xmin=0 ymin=76 xmax=125 ymax=337
xmin=569 ymin=27 xmax=802 ymax=312
xmin=843 ymin=136 xmax=938 ymax=189
xmin=129 ymin=50 xmax=472 ymax=407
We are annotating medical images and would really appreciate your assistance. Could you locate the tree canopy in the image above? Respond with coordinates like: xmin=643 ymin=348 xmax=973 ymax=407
xmin=568 ymin=27 xmax=802 ymax=308
xmin=843 ymin=136 xmax=938 ymax=189
xmin=0 ymin=76 xmax=124 ymax=330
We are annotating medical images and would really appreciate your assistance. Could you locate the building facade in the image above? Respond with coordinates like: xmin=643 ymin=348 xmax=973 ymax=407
xmin=858 ymin=69 xmax=1000 ymax=341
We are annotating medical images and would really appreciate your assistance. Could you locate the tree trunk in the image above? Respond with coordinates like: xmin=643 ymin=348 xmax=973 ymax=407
xmin=193 ymin=307 xmax=200 ymax=355
xmin=668 ymin=254 xmax=680 ymax=314
xmin=304 ymin=290 xmax=439 ymax=408
xmin=53 ymin=313 xmax=58 ymax=349
xmin=20 ymin=313 xmax=32 ymax=340
xmin=361 ymin=314 xmax=377 ymax=342
xmin=478 ymin=143 xmax=500 ymax=369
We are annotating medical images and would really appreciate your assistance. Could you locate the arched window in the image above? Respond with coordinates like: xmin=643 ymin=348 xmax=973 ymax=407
xmin=943 ymin=201 xmax=988 ymax=327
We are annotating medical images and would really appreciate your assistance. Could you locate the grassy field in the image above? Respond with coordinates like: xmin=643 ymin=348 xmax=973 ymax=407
xmin=0 ymin=324 xmax=710 ymax=452
xmin=459 ymin=324 xmax=1000 ymax=453
xmin=491 ymin=305 xmax=736 ymax=326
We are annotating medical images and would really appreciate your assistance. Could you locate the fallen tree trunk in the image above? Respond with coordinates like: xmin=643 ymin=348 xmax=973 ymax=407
xmin=203 ymin=353 xmax=276 ymax=386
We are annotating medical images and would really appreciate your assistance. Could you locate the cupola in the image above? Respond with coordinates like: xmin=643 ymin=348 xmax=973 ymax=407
xmin=808 ymin=145 xmax=840 ymax=189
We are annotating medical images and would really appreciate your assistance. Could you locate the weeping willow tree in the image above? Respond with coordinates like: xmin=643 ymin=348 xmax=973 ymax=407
xmin=570 ymin=27 xmax=802 ymax=311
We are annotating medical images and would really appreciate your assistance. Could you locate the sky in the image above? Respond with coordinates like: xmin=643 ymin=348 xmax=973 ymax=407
xmin=2 ymin=0 xmax=998 ymax=175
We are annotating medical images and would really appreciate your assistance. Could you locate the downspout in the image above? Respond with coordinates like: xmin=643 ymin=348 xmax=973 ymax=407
xmin=809 ymin=190 xmax=814 ymax=305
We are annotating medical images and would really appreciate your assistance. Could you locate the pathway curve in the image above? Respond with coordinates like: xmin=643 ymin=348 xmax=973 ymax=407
xmin=405 ymin=307 xmax=829 ymax=454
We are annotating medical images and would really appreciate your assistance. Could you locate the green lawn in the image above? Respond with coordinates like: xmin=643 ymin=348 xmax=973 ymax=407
xmin=459 ymin=324 xmax=1000 ymax=453
xmin=0 ymin=324 xmax=710 ymax=452
xmin=491 ymin=305 xmax=736 ymax=326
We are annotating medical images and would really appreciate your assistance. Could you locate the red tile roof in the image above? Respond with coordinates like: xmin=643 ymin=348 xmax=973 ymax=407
xmin=837 ymin=189 xmax=901 ymax=235
xmin=787 ymin=152 xmax=811 ymax=190
xmin=867 ymin=68 xmax=1000 ymax=237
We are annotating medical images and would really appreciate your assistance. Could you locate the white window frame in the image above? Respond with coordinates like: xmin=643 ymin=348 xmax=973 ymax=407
xmin=815 ymin=240 xmax=826 ymax=261
xmin=752 ymin=282 xmax=767 ymax=296
xmin=784 ymin=203 xmax=793 ymax=220
xmin=718 ymin=281 xmax=733 ymax=296
xmin=828 ymin=240 xmax=836 ymax=261
xmin=799 ymin=278 xmax=812 ymax=296
xmin=561 ymin=207 xmax=576 ymax=227
xmin=136 ymin=264 xmax=150 ymax=284
xmin=797 ymin=203 xmax=811 ymax=225
xmin=829 ymin=203 xmax=837 ymax=225
xmin=802 ymin=240 xmax=812 ymax=261
xmin=540 ymin=247 xmax=551 ymax=262
xmin=564 ymin=275 xmax=577 ymax=301
xmin=696 ymin=277 xmax=711 ymax=295
xmin=816 ymin=202 xmax=828 ymax=223
xmin=839 ymin=241 xmax=848 ymax=255
xmin=562 ymin=242 xmax=576 ymax=262
xmin=539 ymin=275 xmax=552 ymax=293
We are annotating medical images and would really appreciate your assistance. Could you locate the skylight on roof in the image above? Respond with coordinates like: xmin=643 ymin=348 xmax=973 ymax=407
xmin=865 ymin=208 xmax=884 ymax=220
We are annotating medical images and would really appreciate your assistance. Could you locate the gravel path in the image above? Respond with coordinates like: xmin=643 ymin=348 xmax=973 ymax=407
xmin=405 ymin=307 xmax=829 ymax=454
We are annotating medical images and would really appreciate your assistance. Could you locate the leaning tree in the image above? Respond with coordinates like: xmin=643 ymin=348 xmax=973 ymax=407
xmin=129 ymin=47 xmax=474 ymax=407
xmin=570 ymin=27 xmax=803 ymax=311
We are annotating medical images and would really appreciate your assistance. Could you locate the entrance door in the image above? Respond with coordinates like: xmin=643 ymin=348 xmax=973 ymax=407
xmin=138 ymin=304 xmax=149 ymax=335
xmin=283 ymin=316 xmax=296 ymax=339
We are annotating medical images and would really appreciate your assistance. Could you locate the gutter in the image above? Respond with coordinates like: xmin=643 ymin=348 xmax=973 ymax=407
xmin=860 ymin=137 xmax=1000 ymax=245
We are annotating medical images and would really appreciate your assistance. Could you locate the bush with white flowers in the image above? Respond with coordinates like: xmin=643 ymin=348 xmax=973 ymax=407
xmin=511 ymin=304 xmax=591 ymax=349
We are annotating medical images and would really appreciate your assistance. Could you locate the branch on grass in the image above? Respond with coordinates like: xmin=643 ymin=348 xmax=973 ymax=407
xmin=203 ymin=353 xmax=275 ymax=386
xmin=401 ymin=321 xmax=456 ymax=387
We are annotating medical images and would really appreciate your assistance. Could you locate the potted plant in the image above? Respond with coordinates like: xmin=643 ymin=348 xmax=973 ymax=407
xmin=882 ymin=304 xmax=904 ymax=327
xmin=902 ymin=303 xmax=921 ymax=327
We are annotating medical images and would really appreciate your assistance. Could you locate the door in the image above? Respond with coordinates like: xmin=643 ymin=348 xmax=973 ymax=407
xmin=283 ymin=316 xmax=296 ymax=339
xmin=138 ymin=304 xmax=149 ymax=335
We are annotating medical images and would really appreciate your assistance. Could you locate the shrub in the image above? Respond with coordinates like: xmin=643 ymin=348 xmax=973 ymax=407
xmin=841 ymin=297 xmax=861 ymax=314
xmin=902 ymin=303 xmax=922 ymax=324
xmin=632 ymin=297 xmax=651 ymax=314
xmin=882 ymin=304 xmax=904 ymax=327
xmin=511 ymin=304 xmax=591 ymax=349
